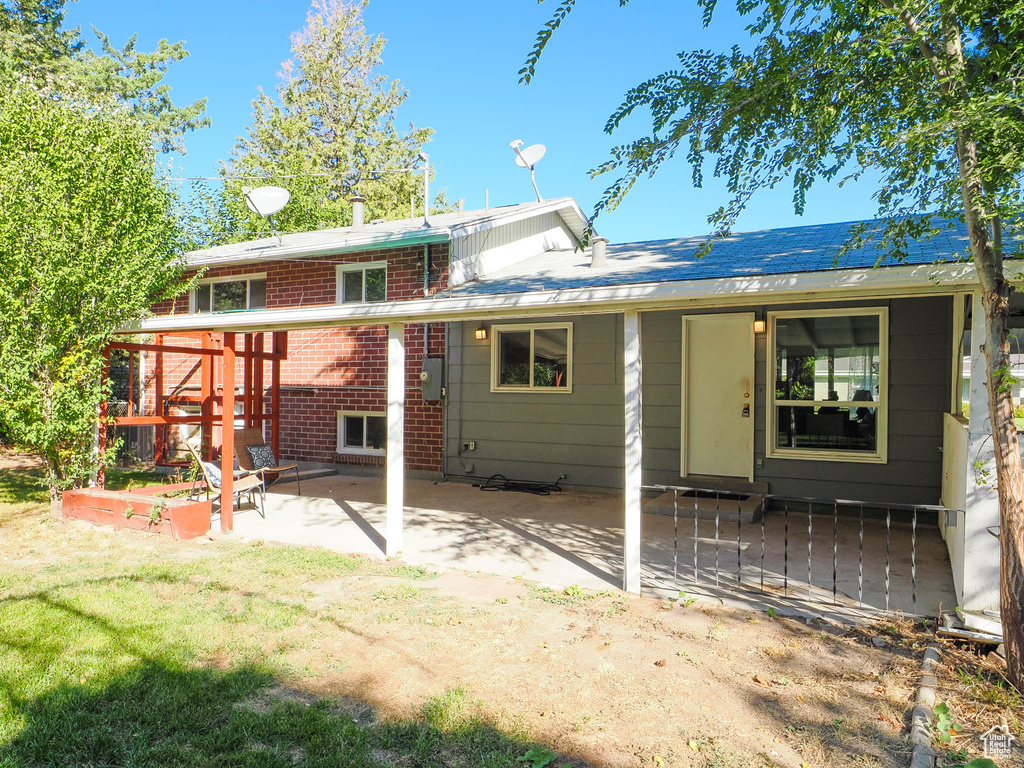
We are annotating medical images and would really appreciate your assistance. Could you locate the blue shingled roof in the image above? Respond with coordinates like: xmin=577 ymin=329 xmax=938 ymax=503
xmin=453 ymin=218 xmax=975 ymax=297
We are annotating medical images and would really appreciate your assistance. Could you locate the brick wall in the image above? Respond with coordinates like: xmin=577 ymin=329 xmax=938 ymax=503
xmin=145 ymin=243 xmax=450 ymax=472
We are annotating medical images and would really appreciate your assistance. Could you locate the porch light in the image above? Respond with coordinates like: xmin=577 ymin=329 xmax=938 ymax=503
xmin=475 ymin=326 xmax=488 ymax=341
xmin=753 ymin=318 xmax=767 ymax=334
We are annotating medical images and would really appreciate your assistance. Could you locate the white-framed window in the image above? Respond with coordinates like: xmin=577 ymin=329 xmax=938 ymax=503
xmin=767 ymin=307 xmax=888 ymax=463
xmin=336 ymin=261 xmax=387 ymax=304
xmin=490 ymin=322 xmax=573 ymax=393
xmin=191 ymin=273 xmax=267 ymax=314
xmin=337 ymin=411 xmax=386 ymax=455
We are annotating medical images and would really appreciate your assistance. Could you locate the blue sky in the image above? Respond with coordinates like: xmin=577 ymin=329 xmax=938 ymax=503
xmin=65 ymin=0 xmax=881 ymax=243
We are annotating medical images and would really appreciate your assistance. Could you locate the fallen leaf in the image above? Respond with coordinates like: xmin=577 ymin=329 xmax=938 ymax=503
xmin=653 ymin=756 xmax=665 ymax=766
xmin=796 ymin=693 xmax=806 ymax=703
xmin=654 ymin=658 xmax=667 ymax=667
xmin=598 ymin=642 xmax=613 ymax=650
xmin=753 ymin=675 xmax=772 ymax=687
xmin=688 ymin=740 xmax=699 ymax=751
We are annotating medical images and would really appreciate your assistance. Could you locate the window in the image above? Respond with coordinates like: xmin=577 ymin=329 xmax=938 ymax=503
xmin=192 ymin=275 xmax=266 ymax=314
xmin=337 ymin=411 xmax=386 ymax=454
xmin=336 ymin=262 xmax=387 ymax=304
xmin=490 ymin=323 xmax=572 ymax=392
xmin=768 ymin=308 xmax=888 ymax=462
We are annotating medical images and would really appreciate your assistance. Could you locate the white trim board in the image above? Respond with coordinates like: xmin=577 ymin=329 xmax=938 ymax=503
xmin=130 ymin=261 xmax=1017 ymax=335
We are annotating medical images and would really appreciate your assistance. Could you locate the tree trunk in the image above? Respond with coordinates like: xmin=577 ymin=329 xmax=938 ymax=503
xmin=956 ymin=122 xmax=1024 ymax=689
xmin=980 ymin=286 xmax=1024 ymax=689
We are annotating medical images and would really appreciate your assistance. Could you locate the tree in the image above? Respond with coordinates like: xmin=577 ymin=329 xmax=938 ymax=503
xmin=219 ymin=0 xmax=441 ymax=241
xmin=522 ymin=0 xmax=1024 ymax=686
xmin=0 ymin=82 xmax=190 ymax=511
xmin=0 ymin=0 xmax=209 ymax=154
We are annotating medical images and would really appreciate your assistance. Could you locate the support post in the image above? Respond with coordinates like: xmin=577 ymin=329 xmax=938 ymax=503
xmin=962 ymin=293 xmax=1002 ymax=628
xmin=243 ymin=334 xmax=253 ymax=428
xmin=623 ymin=310 xmax=643 ymax=594
xmin=271 ymin=332 xmax=283 ymax=457
xmin=96 ymin=348 xmax=110 ymax=489
xmin=221 ymin=333 xmax=236 ymax=533
xmin=254 ymin=333 xmax=265 ymax=433
xmin=154 ymin=334 xmax=164 ymax=464
xmin=386 ymin=322 xmax=405 ymax=556
xmin=201 ymin=333 xmax=213 ymax=460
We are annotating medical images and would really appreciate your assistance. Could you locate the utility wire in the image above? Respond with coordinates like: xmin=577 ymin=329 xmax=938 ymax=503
xmin=162 ymin=168 xmax=423 ymax=183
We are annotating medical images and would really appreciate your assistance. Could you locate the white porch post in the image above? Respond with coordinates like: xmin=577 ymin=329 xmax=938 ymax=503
xmin=386 ymin=322 xmax=405 ymax=557
xmin=962 ymin=294 xmax=1001 ymax=626
xmin=623 ymin=310 xmax=643 ymax=594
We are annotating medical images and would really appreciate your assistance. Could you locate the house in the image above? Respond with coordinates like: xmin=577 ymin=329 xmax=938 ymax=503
xmin=111 ymin=194 xmax=1021 ymax=632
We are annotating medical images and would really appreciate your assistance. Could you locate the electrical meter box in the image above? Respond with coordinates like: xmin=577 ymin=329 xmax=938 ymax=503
xmin=420 ymin=357 xmax=444 ymax=401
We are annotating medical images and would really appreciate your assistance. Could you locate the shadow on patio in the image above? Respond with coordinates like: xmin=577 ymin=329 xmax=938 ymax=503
xmin=226 ymin=474 xmax=956 ymax=622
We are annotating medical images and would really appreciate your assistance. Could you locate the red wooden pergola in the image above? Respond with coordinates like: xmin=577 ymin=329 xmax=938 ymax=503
xmin=102 ymin=331 xmax=289 ymax=532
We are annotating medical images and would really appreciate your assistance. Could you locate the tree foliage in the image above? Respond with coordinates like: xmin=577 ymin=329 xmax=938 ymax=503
xmin=217 ymin=0 xmax=442 ymax=242
xmin=0 ymin=83 xmax=190 ymax=501
xmin=523 ymin=0 xmax=1024 ymax=687
xmin=0 ymin=0 xmax=209 ymax=154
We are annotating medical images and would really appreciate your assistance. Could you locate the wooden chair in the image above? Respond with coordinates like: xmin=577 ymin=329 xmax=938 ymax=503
xmin=233 ymin=428 xmax=301 ymax=495
xmin=183 ymin=441 xmax=267 ymax=518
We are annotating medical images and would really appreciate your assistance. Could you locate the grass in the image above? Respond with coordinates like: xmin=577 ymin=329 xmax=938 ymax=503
xmin=0 ymin=467 xmax=569 ymax=767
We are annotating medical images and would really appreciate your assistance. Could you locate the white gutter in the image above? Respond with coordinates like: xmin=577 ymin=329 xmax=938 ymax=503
xmin=185 ymin=228 xmax=452 ymax=268
xmin=129 ymin=260 xmax=1012 ymax=335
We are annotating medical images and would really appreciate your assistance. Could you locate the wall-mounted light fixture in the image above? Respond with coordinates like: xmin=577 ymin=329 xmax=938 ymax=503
xmin=753 ymin=318 xmax=767 ymax=335
xmin=475 ymin=326 xmax=488 ymax=341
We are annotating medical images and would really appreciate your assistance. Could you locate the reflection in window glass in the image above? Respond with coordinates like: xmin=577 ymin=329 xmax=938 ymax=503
xmin=195 ymin=284 xmax=212 ymax=313
xmin=365 ymin=416 xmax=386 ymax=450
xmin=533 ymin=327 xmax=568 ymax=388
xmin=344 ymin=415 xmax=364 ymax=448
xmin=775 ymin=405 xmax=877 ymax=452
xmin=365 ymin=268 xmax=386 ymax=302
xmin=498 ymin=331 xmax=531 ymax=386
xmin=249 ymin=280 xmax=267 ymax=309
xmin=772 ymin=312 xmax=884 ymax=457
xmin=343 ymin=271 xmax=363 ymax=303
xmin=775 ymin=315 xmax=880 ymax=403
xmin=495 ymin=331 xmax=528 ymax=387
xmin=213 ymin=281 xmax=247 ymax=312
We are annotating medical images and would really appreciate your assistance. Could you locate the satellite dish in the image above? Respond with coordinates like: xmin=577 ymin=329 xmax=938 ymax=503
xmin=514 ymin=143 xmax=546 ymax=169
xmin=243 ymin=186 xmax=291 ymax=217
xmin=509 ymin=139 xmax=545 ymax=202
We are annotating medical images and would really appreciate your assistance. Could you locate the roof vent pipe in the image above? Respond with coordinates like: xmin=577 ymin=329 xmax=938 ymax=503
xmin=351 ymin=196 xmax=366 ymax=230
xmin=590 ymin=236 xmax=609 ymax=268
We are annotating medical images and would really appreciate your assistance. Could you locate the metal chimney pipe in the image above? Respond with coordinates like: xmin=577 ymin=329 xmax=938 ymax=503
xmin=351 ymin=196 xmax=366 ymax=230
xmin=590 ymin=236 xmax=609 ymax=268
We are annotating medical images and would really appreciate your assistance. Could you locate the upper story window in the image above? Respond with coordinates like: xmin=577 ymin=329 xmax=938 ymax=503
xmin=768 ymin=307 xmax=888 ymax=463
xmin=192 ymin=274 xmax=266 ymax=314
xmin=490 ymin=322 xmax=573 ymax=393
xmin=336 ymin=261 xmax=386 ymax=304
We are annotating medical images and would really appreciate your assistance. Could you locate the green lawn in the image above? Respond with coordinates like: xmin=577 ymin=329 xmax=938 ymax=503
xmin=0 ymin=467 xmax=562 ymax=768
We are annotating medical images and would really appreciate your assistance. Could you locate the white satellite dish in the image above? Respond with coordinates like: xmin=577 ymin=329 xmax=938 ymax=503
xmin=510 ymin=139 xmax=546 ymax=202
xmin=243 ymin=185 xmax=291 ymax=217
xmin=513 ymin=143 xmax=546 ymax=169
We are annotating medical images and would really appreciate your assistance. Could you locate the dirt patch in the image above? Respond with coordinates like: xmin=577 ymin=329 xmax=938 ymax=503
xmin=0 ymin=449 xmax=43 ymax=471
xmin=0 ymin=458 xmax=959 ymax=768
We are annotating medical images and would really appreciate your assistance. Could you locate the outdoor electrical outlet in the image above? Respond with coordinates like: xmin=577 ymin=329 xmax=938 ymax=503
xmin=460 ymin=441 xmax=476 ymax=452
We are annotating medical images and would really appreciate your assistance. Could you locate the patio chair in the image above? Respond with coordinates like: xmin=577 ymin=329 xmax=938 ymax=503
xmin=233 ymin=428 xmax=301 ymax=495
xmin=183 ymin=441 xmax=266 ymax=518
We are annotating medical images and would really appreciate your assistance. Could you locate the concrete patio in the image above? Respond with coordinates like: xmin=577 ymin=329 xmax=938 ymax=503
xmin=222 ymin=474 xmax=956 ymax=622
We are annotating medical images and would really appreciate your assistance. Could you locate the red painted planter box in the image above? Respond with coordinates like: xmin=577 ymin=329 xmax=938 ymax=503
xmin=62 ymin=486 xmax=212 ymax=540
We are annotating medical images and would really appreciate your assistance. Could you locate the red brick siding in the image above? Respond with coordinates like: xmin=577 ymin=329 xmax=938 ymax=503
xmin=146 ymin=243 xmax=450 ymax=472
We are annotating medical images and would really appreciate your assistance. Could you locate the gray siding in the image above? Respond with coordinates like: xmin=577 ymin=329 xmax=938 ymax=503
xmin=445 ymin=313 xmax=624 ymax=487
xmin=446 ymin=296 xmax=951 ymax=505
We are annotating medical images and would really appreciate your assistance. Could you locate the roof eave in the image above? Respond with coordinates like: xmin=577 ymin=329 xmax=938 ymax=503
xmin=128 ymin=260 xmax=995 ymax=335
xmin=185 ymin=227 xmax=452 ymax=268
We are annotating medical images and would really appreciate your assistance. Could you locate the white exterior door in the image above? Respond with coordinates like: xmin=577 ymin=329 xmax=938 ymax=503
xmin=681 ymin=313 xmax=755 ymax=480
